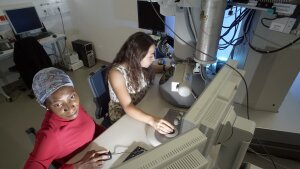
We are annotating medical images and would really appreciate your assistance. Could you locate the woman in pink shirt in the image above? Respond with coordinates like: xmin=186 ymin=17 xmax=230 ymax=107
xmin=24 ymin=67 xmax=110 ymax=169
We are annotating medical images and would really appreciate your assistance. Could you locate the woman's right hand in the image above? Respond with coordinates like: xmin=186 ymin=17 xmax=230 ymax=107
xmin=73 ymin=150 xmax=110 ymax=169
xmin=149 ymin=116 xmax=174 ymax=135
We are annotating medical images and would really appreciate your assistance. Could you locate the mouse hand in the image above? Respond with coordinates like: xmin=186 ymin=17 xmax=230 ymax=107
xmin=150 ymin=117 xmax=174 ymax=135
xmin=95 ymin=150 xmax=112 ymax=161
xmin=73 ymin=150 xmax=108 ymax=169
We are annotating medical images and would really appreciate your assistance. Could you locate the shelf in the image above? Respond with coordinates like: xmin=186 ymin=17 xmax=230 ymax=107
xmin=0 ymin=21 xmax=9 ymax=26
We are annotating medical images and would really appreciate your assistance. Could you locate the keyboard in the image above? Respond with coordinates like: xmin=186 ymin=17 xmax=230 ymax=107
xmin=34 ymin=32 xmax=53 ymax=40
xmin=123 ymin=146 xmax=147 ymax=162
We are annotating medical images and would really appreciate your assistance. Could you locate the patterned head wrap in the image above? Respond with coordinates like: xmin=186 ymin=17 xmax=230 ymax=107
xmin=32 ymin=67 xmax=74 ymax=107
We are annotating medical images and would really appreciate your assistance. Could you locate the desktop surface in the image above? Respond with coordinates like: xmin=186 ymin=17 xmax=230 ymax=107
xmin=67 ymin=74 xmax=183 ymax=168
xmin=33 ymin=32 xmax=54 ymax=40
xmin=68 ymin=60 xmax=255 ymax=169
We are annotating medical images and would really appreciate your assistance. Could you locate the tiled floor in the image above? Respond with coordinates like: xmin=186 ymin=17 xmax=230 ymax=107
xmin=0 ymin=62 xmax=299 ymax=169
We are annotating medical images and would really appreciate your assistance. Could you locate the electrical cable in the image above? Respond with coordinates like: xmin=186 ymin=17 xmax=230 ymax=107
xmin=220 ymin=8 xmax=250 ymax=38
xmin=237 ymin=11 xmax=283 ymax=163
xmin=247 ymin=147 xmax=290 ymax=169
xmin=226 ymin=9 xmax=256 ymax=58
xmin=57 ymin=7 xmax=66 ymax=35
xmin=148 ymin=0 xmax=250 ymax=119
xmin=247 ymin=34 xmax=300 ymax=54
xmin=149 ymin=2 xmax=278 ymax=168
xmin=245 ymin=13 xmax=300 ymax=54
xmin=149 ymin=0 xmax=214 ymax=62
xmin=187 ymin=8 xmax=198 ymax=42
xmin=219 ymin=8 xmax=251 ymax=50
xmin=239 ymin=11 xmax=281 ymax=169
xmin=260 ymin=14 xmax=285 ymax=28
xmin=253 ymin=135 xmax=278 ymax=169
xmin=56 ymin=7 xmax=69 ymax=68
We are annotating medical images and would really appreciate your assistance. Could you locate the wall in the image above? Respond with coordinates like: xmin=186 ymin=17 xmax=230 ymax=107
xmin=67 ymin=0 xmax=142 ymax=63
xmin=235 ymin=11 xmax=300 ymax=111
xmin=0 ymin=0 xmax=151 ymax=81
xmin=233 ymin=11 xmax=300 ymax=146
xmin=0 ymin=0 xmax=78 ymax=86
xmin=0 ymin=0 xmax=74 ymax=38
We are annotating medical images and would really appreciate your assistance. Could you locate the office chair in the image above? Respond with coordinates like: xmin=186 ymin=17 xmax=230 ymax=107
xmin=88 ymin=65 xmax=112 ymax=128
xmin=13 ymin=37 xmax=52 ymax=93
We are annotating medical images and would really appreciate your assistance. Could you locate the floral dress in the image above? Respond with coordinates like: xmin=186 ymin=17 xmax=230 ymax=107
xmin=108 ymin=65 xmax=150 ymax=122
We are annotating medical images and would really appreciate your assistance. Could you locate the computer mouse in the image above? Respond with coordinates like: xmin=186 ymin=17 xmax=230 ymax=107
xmin=52 ymin=34 xmax=57 ymax=38
xmin=165 ymin=128 xmax=178 ymax=138
xmin=97 ymin=151 xmax=112 ymax=161
xmin=168 ymin=129 xmax=175 ymax=134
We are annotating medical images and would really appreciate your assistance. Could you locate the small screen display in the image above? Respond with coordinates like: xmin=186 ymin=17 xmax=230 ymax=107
xmin=5 ymin=7 xmax=43 ymax=34
xmin=137 ymin=1 xmax=165 ymax=32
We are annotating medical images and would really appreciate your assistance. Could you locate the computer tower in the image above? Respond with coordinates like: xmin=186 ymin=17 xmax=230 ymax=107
xmin=71 ymin=40 xmax=96 ymax=67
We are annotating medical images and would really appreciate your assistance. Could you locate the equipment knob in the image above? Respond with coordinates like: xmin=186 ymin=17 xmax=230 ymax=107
xmin=179 ymin=112 xmax=184 ymax=116
xmin=174 ymin=119 xmax=179 ymax=126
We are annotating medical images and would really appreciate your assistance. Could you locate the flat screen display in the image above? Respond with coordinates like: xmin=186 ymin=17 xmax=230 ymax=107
xmin=4 ymin=7 xmax=43 ymax=35
xmin=137 ymin=1 xmax=165 ymax=32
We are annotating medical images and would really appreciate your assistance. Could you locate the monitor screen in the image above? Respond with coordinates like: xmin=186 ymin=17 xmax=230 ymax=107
xmin=145 ymin=60 xmax=255 ymax=169
xmin=137 ymin=1 xmax=165 ymax=33
xmin=4 ymin=6 xmax=43 ymax=35
xmin=113 ymin=128 xmax=208 ymax=169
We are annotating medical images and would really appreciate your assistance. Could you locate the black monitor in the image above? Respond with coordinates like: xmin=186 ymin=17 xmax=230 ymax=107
xmin=4 ymin=6 xmax=44 ymax=36
xmin=137 ymin=1 xmax=165 ymax=33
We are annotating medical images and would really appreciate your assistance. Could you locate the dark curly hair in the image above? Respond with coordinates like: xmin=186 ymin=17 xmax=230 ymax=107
xmin=108 ymin=32 xmax=156 ymax=90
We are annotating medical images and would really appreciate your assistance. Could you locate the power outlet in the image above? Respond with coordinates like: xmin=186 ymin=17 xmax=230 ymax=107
xmin=269 ymin=17 xmax=296 ymax=34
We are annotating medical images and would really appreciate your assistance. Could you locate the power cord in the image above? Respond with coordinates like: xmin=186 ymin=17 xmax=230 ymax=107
xmin=149 ymin=1 xmax=279 ymax=169
xmin=57 ymin=7 xmax=68 ymax=56
xmin=57 ymin=7 xmax=66 ymax=35
xmin=248 ymin=147 xmax=289 ymax=169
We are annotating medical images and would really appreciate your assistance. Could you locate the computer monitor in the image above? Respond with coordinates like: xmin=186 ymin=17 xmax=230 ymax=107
xmin=121 ymin=60 xmax=255 ymax=169
xmin=4 ymin=6 xmax=44 ymax=36
xmin=137 ymin=1 xmax=165 ymax=33
xmin=178 ymin=59 xmax=254 ymax=169
xmin=113 ymin=127 xmax=208 ymax=169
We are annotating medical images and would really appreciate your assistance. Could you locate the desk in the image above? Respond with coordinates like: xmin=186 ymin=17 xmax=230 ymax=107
xmin=0 ymin=49 xmax=14 ymax=60
xmin=0 ymin=34 xmax=65 ymax=101
xmin=38 ymin=34 xmax=66 ymax=61
xmin=0 ymin=49 xmax=15 ymax=101
xmin=68 ymin=75 xmax=182 ymax=168
xmin=0 ymin=33 xmax=66 ymax=60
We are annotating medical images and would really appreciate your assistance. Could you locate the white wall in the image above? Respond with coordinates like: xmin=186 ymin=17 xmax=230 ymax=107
xmin=234 ymin=11 xmax=300 ymax=136
xmin=235 ymin=11 xmax=300 ymax=108
xmin=0 ymin=0 xmax=76 ymax=86
xmin=68 ymin=0 xmax=142 ymax=63
xmin=0 ymin=0 xmax=145 ymax=64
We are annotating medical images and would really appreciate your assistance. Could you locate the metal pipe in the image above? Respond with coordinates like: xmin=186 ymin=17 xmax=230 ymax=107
xmin=195 ymin=0 xmax=227 ymax=64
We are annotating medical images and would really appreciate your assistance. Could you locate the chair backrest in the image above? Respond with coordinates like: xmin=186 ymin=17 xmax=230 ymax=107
xmin=13 ymin=37 xmax=52 ymax=88
xmin=88 ymin=65 xmax=110 ymax=119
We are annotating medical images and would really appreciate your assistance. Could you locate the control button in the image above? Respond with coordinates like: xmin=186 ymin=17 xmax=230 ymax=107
xmin=165 ymin=128 xmax=178 ymax=138
xmin=174 ymin=119 xmax=179 ymax=126
xmin=179 ymin=112 xmax=184 ymax=116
